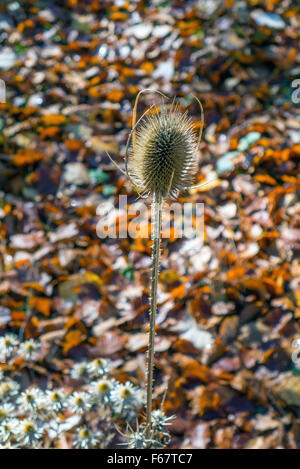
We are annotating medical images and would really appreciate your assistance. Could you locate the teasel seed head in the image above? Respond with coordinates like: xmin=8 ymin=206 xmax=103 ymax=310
xmin=126 ymin=102 xmax=200 ymax=199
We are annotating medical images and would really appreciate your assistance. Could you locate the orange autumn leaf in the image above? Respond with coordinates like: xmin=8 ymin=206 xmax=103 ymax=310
xmin=215 ymin=371 xmax=235 ymax=381
xmin=13 ymin=149 xmax=44 ymax=166
xmin=24 ymin=316 xmax=40 ymax=339
xmin=294 ymin=290 xmax=300 ymax=307
xmin=11 ymin=310 xmax=26 ymax=321
xmin=262 ymin=277 xmax=284 ymax=295
xmin=3 ymin=204 xmax=11 ymax=215
xmin=88 ymin=86 xmax=102 ymax=98
xmin=65 ymin=317 xmax=87 ymax=334
xmin=172 ymin=339 xmax=198 ymax=354
xmin=199 ymin=285 xmax=211 ymax=294
xmin=64 ymin=138 xmax=83 ymax=151
xmin=164 ymin=378 xmax=185 ymax=411
xmin=106 ymin=89 xmax=124 ymax=102
xmin=254 ymin=174 xmax=277 ymax=185
xmin=227 ymin=266 xmax=245 ymax=281
xmin=11 ymin=106 xmax=37 ymax=117
xmin=88 ymin=77 xmax=100 ymax=87
xmin=28 ymin=297 xmax=51 ymax=317
xmin=242 ymin=278 xmax=266 ymax=292
xmin=62 ymin=330 xmax=86 ymax=355
xmin=0 ymin=281 xmax=10 ymax=295
xmin=17 ymin=19 xmax=34 ymax=32
xmin=14 ymin=259 xmax=32 ymax=268
xmin=23 ymin=282 xmax=46 ymax=293
xmin=281 ymin=175 xmax=299 ymax=184
xmin=121 ymin=67 xmax=135 ymax=77
xmin=198 ymin=389 xmax=220 ymax=416
xmin=39 ymin=126 xmax=61 ymax=139
xmin=66 ymin=0 xmax=78 ymax=7
xmin=171 ymin=284 xmax=186 ymax=300
xmin=178 ymin=356 xmax=212 ymax=383
xmin=256 ymin=138 xmax=270 ymax=146
xmin=40 ymin=114 xmax=67 ymax=126
xmin=291 ymin=144 xmax=300 ymax=156
xmin=141 ymin=62 xmax=154 ymax=73
xmin=11 ymin=356 xmax=25 ymax=367
xmin=177 ymin=19 xmax=199 ymax=31
xmin=128 ymin=85 xmax=139 ymax=95
xmin=111 ymin=11 xmax=127 ymax=21
xmin=27 ymin=172 xmax=38 ymax=184
xmin=261 ymin=348 xmax=274 ymax=364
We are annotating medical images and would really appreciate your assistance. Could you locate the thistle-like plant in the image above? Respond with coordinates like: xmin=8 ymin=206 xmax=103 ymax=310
xmin=109 ymin=89 xmax=206 ymax=442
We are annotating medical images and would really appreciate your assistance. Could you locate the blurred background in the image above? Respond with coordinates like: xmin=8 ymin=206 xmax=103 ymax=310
xmin=0 ymin=0 xmax=299 ymax=449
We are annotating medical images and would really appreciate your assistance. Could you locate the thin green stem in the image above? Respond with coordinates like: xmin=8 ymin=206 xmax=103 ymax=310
xmin=146 ymin=191 xmax=162 ymax=439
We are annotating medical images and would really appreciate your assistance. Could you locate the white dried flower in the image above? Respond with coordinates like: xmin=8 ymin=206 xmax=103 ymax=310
xmin=69 ymin=392 xmax=92 ymax=414
xmin=19 ymin=420 xmax=44 ymax=446
xmin=73 ymin=426 xmax=101 ymax=449
xmin=46 ymin=390 xmax=67 ymax=413
xmin=87 ymin=358 xmax=108 ymax=378
xmin=18 ymin=388 xmax=46 ymax=412
xmin=18 ymin=339 xmax=41 ymax=361
xmin=0 ymin=380 xmax=20 ymax=400
xmin=0 ymin=334 xmax=19 ymax=360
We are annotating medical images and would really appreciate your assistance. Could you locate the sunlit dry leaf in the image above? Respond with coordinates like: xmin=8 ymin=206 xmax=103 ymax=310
xmin=10 ymin=231 xmax=46 ymax=250
xmin=28 ymin=297 xmax=51 ymax=317
xmin=40 ymin=114 xmax=67 ymax=125
xmin=97 ymin=331 xmax=128 ymax=356
xmin=12 ymin=149 xmax=44 ymax=166
xmin=62 ymin=330 xmax=86 ymax=355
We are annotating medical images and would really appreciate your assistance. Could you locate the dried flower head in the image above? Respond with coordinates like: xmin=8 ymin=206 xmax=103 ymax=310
xmin=18 ymin=339 xmax=41 ymax=361
xmin=70 ymin=392 xmax=92 ymax=414
xmin=125 ymin=93 xmax=203 ymax=199
xmin=46 ymin=390 xmax=67 ymax=413
xmin=0 ymin=418 xmax=20 ymax=444
xmin=95 ymin=380 xmax=111 ymax=394
xmin=0 ymin=404 xmax=14 ymax=422
xmin=91 ymin=378 xmax=113 ymax=405
xmin=87 ymin=357 xmax=108 ymax=378
xmin=73 ymin=426 xmax=100 ymax=449
xmin=19 ymin=419 xmax=43 ymax=446
xmin=126 ymin=430 xmax=152 ymax=449
xmin=0 ymin=334 xmax=19 ymax=360
xmin=70 ymin=361 xmax=89 ymax=380
xmin=18 ymin=388 xmax=45 ymax=412
xmin=0 ymin=380 xmax=19 ymax=400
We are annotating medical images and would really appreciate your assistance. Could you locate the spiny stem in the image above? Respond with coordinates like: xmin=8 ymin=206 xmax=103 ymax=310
xmin=146 ymin=191 xmax=162 ymax=439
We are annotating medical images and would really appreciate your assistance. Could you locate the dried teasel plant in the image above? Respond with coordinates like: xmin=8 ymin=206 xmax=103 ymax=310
xmin=108 ymin=89 xmax=208 ymax=442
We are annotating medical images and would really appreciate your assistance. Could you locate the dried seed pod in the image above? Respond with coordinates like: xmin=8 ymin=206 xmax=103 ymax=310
xmin=126 ymin=102 xmax=199 ymax=198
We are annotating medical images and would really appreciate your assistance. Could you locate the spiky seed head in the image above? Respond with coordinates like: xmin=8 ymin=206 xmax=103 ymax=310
xmin=127 ymin=103 xmax=199 ymax=198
